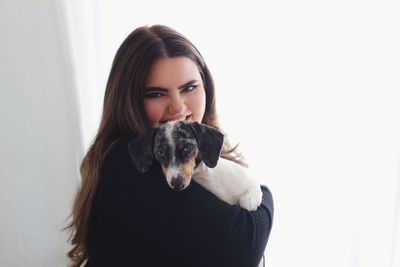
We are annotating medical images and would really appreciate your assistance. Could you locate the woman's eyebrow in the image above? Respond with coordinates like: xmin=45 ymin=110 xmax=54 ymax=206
xmin=145 ymin=79 xmax=199 ymax=91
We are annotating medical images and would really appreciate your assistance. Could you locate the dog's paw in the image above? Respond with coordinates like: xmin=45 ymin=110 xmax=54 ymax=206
xmin=239 ymin=185 xmax=263 ymax=211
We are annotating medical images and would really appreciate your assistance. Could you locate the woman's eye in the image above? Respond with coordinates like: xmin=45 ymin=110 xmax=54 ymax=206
xmin=184 ymin=85 xmax=197 ymax=92
xmin=145 ymin=92 xmax=163 ymax=98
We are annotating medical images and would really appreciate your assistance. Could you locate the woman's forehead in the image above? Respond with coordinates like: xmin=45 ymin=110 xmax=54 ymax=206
xmin=146 ymin=56 xmax=202 ymax=88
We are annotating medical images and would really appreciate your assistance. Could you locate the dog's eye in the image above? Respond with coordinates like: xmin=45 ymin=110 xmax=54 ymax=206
xmin=183 ymin=143 xmax=194 ymax=154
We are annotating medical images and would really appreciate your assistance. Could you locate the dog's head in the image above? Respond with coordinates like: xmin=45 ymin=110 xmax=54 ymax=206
xmin=128 ymin=121 xmax=224 ymax=191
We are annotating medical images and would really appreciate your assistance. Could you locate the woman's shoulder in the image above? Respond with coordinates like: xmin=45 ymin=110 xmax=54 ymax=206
xmin=100 ymin=133 xmax=164 ymax=187
xmin=109 ymin=133 xmax=137 ymax=153
xmin=103 ymin=134 xmax=137 ymax=166
xmin=100 ymin=133 xmax=144 ymax=185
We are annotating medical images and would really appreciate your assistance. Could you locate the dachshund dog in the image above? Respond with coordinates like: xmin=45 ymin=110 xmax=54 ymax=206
xmin=128 ymin=120 xmax=262 ymax=211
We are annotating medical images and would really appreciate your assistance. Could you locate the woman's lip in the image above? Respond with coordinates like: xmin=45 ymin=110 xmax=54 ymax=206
xmin=160 ymin=115 xmax=192 ymax=124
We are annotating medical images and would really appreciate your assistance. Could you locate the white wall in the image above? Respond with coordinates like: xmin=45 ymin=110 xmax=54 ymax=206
xmin=0 ymin=1 xmax=399 ymax=267
xmin=0 ymin=0 xmax=81 ymax=266
xmin=88 ymin=1 xmax=400 ymax=267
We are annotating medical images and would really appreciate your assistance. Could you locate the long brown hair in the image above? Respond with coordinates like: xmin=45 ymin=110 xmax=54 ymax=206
xmin=65 ymin=24 xmax=245 ymax=267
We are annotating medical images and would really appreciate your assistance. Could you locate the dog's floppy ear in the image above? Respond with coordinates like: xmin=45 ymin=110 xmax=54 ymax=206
xmin=190 ymin=122 xmax=224 ymax=168
xmin=128 ymin=128 xmax=158 ymax=173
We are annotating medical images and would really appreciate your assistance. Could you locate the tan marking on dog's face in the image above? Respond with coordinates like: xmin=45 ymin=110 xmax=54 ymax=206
xmin=160 ymin=147 xmax=199 ymax=190
xmin=161 ymin=164 xmax=168 ymax=178
xmin=179 ymin=149 xmax=199 ymax=183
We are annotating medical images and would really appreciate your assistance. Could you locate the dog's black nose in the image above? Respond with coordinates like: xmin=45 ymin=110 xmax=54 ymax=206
xmin=171 ymin=176 xmax=185 ymax=191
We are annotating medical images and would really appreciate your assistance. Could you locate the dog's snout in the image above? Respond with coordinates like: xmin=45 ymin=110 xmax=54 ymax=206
xmin=171 ymin=176 xmax=186 ymax=191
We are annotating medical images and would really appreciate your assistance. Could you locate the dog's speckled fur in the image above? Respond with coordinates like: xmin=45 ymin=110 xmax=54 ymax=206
xmin=128 ymin=120 xmax=262 ymax=211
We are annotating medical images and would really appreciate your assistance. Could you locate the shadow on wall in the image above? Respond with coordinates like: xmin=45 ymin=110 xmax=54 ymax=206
xmin=0 ymin=1 xmax=82 ymax=266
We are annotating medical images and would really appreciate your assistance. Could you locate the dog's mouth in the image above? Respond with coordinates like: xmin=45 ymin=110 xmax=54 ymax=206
xmin=165 ymin=173 xmax=192 ymax=191
xmin=161 ymin=164 xmax=194 ymax=192
xmin=170 ymin=177 xmax=190 ymax=191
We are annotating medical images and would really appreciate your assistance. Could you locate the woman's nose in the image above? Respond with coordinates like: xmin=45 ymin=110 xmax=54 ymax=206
xmin=168 ymin=94 xmax=186 ymax=114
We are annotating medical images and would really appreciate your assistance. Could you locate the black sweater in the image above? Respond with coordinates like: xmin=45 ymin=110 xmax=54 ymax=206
xmin=85 ymin=134 xmax=274 ymax=267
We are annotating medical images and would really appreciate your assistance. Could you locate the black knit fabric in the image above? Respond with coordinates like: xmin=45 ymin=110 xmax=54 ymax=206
xmin=85 ymin=134 xmax=274 ymax=267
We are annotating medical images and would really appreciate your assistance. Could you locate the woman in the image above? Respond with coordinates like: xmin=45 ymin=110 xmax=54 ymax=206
xmin=66 ymin=24 xmax=273 ymax=267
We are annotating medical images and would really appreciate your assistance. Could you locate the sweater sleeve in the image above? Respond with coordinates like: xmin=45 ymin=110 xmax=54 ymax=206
xmin=96 ymin=137 xmax=274 ymax=267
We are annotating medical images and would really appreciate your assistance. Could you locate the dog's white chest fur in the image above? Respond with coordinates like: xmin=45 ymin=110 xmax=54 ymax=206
xmin=192 ymin=158 xmax=262 ymax=211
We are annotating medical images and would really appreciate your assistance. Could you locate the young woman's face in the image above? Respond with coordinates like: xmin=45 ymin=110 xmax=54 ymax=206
xmin=143 ymin=56 xmax=206 ymax=127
